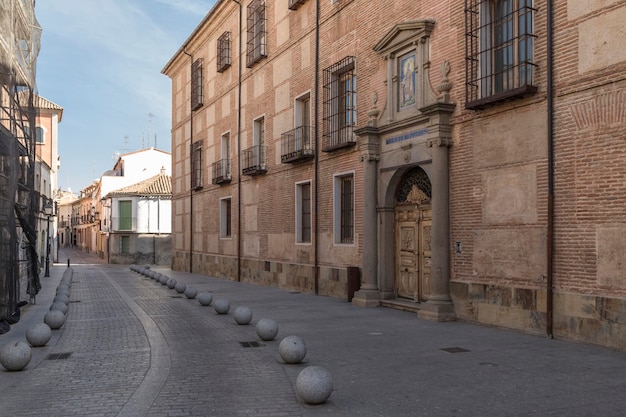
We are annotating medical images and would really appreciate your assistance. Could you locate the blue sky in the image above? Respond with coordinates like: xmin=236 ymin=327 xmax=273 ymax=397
xmin=36 ymin=0 xmax=216 ymax=193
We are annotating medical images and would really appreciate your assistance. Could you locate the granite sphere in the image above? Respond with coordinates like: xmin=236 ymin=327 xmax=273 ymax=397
xmin=184 ymin=287 xmax=198 ymax=299
xmin=214 ymin=299 xmax=230 ymax=314
xmin=54 ymin=294 xmax=69 ymax=304
xmin=44 ymin=310 xmax=66 ymax=330
xmin=167 ymin=279 xmax=177 ymax=289
xmin=256 ymin=318 xmax=279 ymax=341
xmin=26 ymin=323 xmax=52 ymax=347
xmin=0 ymin=341 xmax=32 ymax=371
xmin=296 ymin=366 xmax=333 ymax=404
xmin=198 ymin=292 xmax=213 ymax=306
xmin=175 ymin=282 xmax=187 ymax=293
xmin=233 ymin=306 xmax=253 ymax=325
xmin=159 ymin=275 xmax=169 ymax=285
xmin=279 ymin=335 xmax=307 ymax=364
xmin=50 ymin=302 xmax=68 ymax=314
xmin=56 ymin=284 xmax=70 ymax=295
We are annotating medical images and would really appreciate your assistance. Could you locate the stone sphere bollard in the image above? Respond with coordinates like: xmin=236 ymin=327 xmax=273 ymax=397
xmin=50 ymin=302 xmax=68 ymax=315
xmin=256 ymin=318 xmax=279 ymax=341
xmin=198 ymin=292 xmax=213 ymax=306
xmin=167 ymin=279 xmax=177 ymax=289
xmin=159 ymin=275 xmax=169 ymax=285
xmin=56 ymin=285 xmax=70 ymax=296
xmin=233 ymin=306 xmax=253 ymax=325
xmin=44 ymin=310 xmax=66 ymax=330
xmin=26 ymin=323 xmax=52 ymax=347
xmin=0 ymin=341 xmax=32 ymax=371
xmin=279 ymin=335 xmax=307 ymax=364
xmin=296 ymin=366 xmax=333 ymax=405
xmin=184 ymin=287 xmax=198 ymax=299
xmin=214 ymin=299 xmax=230 ymax=314
xmin=54 ymin=294 xmax=69 ymax=304
xmin=175 ymin=282 xmax=187 ymax=294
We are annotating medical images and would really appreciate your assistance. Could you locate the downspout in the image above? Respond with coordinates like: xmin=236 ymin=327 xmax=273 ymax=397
xmin=183 ymin=49 xmax=194 ymax=273
xmin=231 ymin=0 xmax=243 ymax=282
xmin=313 ymin=0 xmax=321 ymax=295
xmin=546 ymin=0 xmax=555 ymax=338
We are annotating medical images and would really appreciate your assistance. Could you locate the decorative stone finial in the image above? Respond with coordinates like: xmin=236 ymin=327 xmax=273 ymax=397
xmin=367 ymin=92 xmax=379 ymax=126
xmin=437 ymin=60 xmax=452 ymax=103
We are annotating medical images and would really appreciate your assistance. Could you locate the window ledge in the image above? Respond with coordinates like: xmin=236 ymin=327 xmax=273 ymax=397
xmin=322 ymin=140 xmax=356 ymax=153
xmin=465 ymin=84 xmax=538 ymax=110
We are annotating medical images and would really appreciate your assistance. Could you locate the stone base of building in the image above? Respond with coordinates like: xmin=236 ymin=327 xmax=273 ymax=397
xmin=450 ymin=280 xmax=626 ymax=351
xmin=417 ymin=300 xmax=456 ymax=322
xmin=172 ymin=251 xmax=353 ymax=300
xmin=351 ymin=290 xmax=380 ymax=307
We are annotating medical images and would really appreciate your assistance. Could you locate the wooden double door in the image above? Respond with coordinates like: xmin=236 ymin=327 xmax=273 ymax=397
xmin=395 ymin=204 xmax=432 ymax=302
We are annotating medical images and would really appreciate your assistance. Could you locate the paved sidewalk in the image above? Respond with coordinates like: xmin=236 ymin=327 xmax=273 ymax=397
xmin=1 ymin=248 xmax=626 ymax=417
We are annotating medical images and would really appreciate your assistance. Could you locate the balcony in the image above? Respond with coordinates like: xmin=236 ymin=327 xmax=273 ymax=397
xmin=281 ymin=126 xmax=314 ymax=164
xmin=212 ymin=159 xmax=232 ymax=185
xmin=288 ymin=0 xmax=307 ymax=10
xmin=241 ymin=145 xmax=267 ymax=176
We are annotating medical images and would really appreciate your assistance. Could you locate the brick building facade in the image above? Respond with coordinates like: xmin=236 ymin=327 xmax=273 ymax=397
xmin=163 ymin=0 xmax=626 ymax=349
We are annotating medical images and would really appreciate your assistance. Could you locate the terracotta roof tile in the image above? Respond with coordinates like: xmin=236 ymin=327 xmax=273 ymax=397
xmin=107 ymin=173 xmax=172 ymax=197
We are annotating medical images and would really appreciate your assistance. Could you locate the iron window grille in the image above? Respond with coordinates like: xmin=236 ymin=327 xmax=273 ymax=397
xmin=221 ymin=198 xmax=232 ymax=238
xmin=217 ymin=31 xmax=231 ymax=73
xmin=191 ymin=141 xmax=203 ymax=190
xmin=339 ymin=175 xmax=354 ymax=244
xmin=246 ymin=0 xmax=267 ymax=68
xmin=191 ymin=58 xmax=204 ymax=111
xmin=288 ymin=0 xmax=307 ymax=10
xmin=323 ymin=56 xmax=357 ymax=151
xmin=299 ymin=182 xmax=311 ymax=243
xmin=465 ymin=0 xmax=537 ymax=109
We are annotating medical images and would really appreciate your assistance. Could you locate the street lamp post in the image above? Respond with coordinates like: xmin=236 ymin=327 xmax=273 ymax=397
xmin=44 ymin=199 xmax=54 ymax=277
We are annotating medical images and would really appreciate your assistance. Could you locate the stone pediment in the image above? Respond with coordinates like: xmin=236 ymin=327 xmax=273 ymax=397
xmin=373 ymin=20 xmax=435 ymax=57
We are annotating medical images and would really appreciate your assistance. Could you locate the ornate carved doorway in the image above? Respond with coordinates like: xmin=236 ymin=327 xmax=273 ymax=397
xmin=394 ymin=167 xmax=432 ymax=302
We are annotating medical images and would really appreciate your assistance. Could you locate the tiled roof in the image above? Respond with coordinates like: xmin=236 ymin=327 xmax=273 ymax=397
xmin=107 ymin=173 xmax=172 ymax=197
xmin=34 ymin=95 xmax=63 ymax=111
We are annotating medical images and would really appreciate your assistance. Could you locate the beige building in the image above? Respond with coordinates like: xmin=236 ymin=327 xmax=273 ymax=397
xmin=163 ymin=0 xmax=626 ymax=350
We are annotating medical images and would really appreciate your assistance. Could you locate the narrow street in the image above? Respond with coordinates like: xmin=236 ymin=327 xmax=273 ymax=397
xmin=2 ymin=248 xmax=626 ymax=417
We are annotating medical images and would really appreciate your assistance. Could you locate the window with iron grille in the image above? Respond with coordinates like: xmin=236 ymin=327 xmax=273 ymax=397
xmin=323 ymin=57 xmax=357 ymax=151
xmin=246 ymin=0 xmax=267 ymax=68
xmin=217 ymin=31 xmax=231 ymax=73
xmin=334 ymin=173 xmax=354 ymax=244
xmin=191 ymin=141 xmax=203 ymax=190
xmin=191 ymin=58 xmax=204 ymax=111
xmin=220 ymin=197 xmax=232 ymax=238
xmin=465 ymin=0 xmax=537 ymax=109
xmin=296 ymin=181 xmax=311 ymax=243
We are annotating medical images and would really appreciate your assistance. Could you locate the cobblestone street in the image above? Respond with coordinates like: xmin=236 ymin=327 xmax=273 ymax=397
xmin=2 ymin=248 xmax=626 ymax=417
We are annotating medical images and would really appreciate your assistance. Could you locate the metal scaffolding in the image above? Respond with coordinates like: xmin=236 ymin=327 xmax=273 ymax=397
xmin=0 ymin=0 xmax=42 ymax=325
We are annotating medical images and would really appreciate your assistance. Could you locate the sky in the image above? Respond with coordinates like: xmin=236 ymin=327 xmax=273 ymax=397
xmin=35 ymin=0 xmax=217 ymax=193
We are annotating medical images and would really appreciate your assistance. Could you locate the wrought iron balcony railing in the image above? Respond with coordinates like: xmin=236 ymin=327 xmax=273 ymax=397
xmin=281 ymin=126 xmax=314 ymax=163
xmin=212 ymin=158 xmax=232 ymax=185
xmin=241 ymin=145 xmax=267 ymax=176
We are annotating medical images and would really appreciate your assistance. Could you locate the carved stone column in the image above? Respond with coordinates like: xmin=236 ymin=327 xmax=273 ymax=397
xmin=352 ymin=95 xmax=381 ymax=307
xmin=419 ymin=100 xmax=456 ymax=321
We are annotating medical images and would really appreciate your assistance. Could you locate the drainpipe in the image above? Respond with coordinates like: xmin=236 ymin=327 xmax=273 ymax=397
xmin=231 ymin=0 xmax=243 ymax=282
xmin=546 ymin=0 xmax=555 ymax=338
xmin=313 ymin=0 xmax=320 ymax=295
xmin=183 ymin=49 xmax=194 ymax=273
